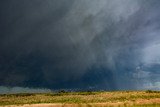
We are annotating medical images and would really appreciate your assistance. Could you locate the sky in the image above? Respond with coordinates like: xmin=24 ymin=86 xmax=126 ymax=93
xmin=0 ymin=0 xmax=160 ymax=93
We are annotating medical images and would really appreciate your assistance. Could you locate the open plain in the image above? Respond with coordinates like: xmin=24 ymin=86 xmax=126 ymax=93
xmin=0 ymin=91 xmax=160 ymax=107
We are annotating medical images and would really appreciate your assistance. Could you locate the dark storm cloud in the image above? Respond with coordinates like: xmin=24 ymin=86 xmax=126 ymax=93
xmin=0 ymin=0 xmax=160 ymax=92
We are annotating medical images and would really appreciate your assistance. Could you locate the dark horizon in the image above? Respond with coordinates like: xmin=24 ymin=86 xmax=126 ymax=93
xmin=0 ymin=0 xmax=160 ymax=93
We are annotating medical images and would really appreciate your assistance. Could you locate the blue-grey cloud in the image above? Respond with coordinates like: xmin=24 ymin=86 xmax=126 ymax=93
xmin=0 ymin=86 xmax=51 ymax=94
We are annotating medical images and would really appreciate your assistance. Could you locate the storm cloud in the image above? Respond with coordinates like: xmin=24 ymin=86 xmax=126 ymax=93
xmin=0 ymin=0 xmax=160 ymax=92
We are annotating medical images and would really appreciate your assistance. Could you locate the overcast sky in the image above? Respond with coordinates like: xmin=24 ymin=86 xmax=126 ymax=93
xmin=0 ymin=0 xmax=160 ymax=93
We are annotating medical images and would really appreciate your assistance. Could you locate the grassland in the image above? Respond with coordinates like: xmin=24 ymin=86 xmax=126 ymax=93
xmin=0 ymin=90 xmax=160 ymax=107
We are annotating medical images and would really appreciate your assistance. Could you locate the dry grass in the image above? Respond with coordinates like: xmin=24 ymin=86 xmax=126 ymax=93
xmin=0 ymin=91 xmax=160 ymax=107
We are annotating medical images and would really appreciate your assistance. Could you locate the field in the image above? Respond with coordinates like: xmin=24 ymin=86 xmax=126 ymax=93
xmin=0 ymin=90 xmax=160 ymax=107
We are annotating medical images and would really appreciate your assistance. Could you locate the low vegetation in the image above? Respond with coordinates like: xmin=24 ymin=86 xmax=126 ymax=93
xmin=0 ymin=91 xmax=160 ymax=107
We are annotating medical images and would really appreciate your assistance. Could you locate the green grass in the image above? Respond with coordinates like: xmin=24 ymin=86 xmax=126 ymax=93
xmin=0 ymin=91 xmax=160 ymax=106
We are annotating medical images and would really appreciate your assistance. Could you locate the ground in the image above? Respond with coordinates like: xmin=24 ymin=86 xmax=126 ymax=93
xmin=0 ymin=90 xmax=160 ymax=107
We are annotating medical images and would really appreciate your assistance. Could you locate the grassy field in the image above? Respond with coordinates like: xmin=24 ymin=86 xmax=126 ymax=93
xmin=0 ymin=90 xmax=160 ymax=107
